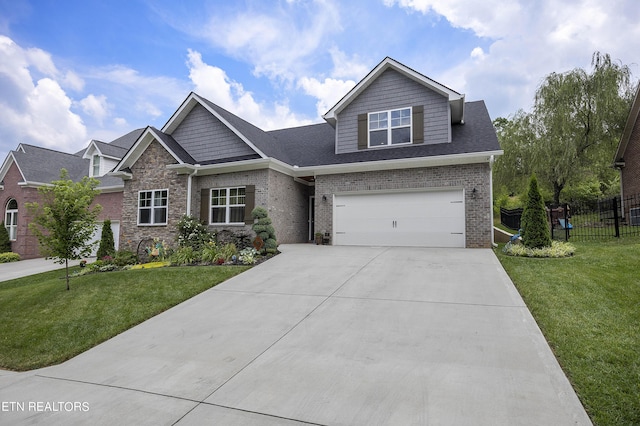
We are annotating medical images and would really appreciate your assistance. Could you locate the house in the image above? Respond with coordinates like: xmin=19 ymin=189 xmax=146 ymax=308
xmin=0 ymin=129 xmax=142 ymax=259
xmin=614 ymin=83 xmax=640 ymax=200
xmin=111 ymin=57 xmax=502 ymax=250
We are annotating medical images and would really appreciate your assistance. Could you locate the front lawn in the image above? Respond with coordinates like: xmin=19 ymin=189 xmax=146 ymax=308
xmin=0 ymin=265 xmax=249 ymax=371
xmin=495 ymin=238 xmax=640 ymax=425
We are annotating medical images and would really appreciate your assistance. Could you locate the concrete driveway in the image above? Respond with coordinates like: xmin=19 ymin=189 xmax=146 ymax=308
xmin=0 ymin=245 xmax=591 ymax=425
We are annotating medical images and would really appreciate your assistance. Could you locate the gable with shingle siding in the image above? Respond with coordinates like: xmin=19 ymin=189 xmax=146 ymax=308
xmin=171 ymin=103 xmax=257 ymax=163
xmin=336 ymin=69 xmax=450 ymax=154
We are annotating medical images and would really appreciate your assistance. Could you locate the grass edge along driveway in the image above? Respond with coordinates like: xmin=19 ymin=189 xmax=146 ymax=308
xmin=0 ymin=265 xmax=249 ymax=371
xmin=495 ymin=238 xmax=640 ymax=426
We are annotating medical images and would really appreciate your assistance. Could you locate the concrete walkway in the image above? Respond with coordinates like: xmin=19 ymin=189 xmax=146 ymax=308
xmin=0 ymin=245 xmax=591 ymax=425
xmin=0 ymin=257 xmax=82 ymax=282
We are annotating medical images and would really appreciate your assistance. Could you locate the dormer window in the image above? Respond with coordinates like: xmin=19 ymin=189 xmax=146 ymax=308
xmin=91 ymin=155 xmax=101 ymax=177
xmin=369 ymin=107 xmax=412 ymax=147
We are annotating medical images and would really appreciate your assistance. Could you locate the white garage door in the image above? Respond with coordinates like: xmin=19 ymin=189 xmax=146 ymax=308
xmin=334 ymin=190 xmax=465 ymax=247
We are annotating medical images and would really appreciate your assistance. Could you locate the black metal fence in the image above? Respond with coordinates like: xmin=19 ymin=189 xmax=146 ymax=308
xmin=500 ymin=193 xmax=640 ymax=242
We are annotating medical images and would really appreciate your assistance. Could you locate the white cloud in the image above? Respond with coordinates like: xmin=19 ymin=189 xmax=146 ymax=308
xmin=197 ymin=1 xmax=342 ymax=82
xmin=386 ymin=0 xmax=640 ymax=118
xmin=329 ymin=48 xmax=370 ymax=80
xmin=0 ymin=36 xmax=88 ymax=155
xmin=298 ymin=76 xmax=356 ymax=117
xmin=186 ymin=49 xmax=312 ymax=130
xmin=79 ymin=94 xmax=110 ymax=124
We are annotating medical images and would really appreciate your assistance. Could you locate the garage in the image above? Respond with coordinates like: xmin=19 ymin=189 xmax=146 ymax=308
xmin=333 ymin=189 xmax=465 ymax=247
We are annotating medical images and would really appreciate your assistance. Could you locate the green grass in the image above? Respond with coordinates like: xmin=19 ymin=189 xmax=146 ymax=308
xmin=0 ymin=265 xmax=249 ymax=371
xmin=495 ymin=238 xmax=640 ymax=425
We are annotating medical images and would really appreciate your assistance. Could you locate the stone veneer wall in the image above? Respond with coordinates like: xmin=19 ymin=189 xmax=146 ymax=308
xmin=314 ymin=163 xmax=493 ymax=248
xmin=120 ymin=141 xmax=188 ymax=251
xmin=193 ymin=168 xmax=310 ymax=244
xmin=622 ymin=114 xmax=640 ymax=199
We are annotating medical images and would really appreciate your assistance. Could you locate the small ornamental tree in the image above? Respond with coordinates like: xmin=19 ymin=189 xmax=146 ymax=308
xmin=96 ymin=219 xmax=115 ymax=259
xmin=26 ymin=169 xmax=102 ymax=290
xmin=251 ymin=206 xmax=277 ymax=253
xmin=520 ymin=174 xmax=551 ymax=249
xmin=0 ymin=221 xmax=11 ymax=253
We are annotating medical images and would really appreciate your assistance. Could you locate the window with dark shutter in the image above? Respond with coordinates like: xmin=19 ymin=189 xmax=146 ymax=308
xmin=412 ymin=105 xmax=424 ymax=144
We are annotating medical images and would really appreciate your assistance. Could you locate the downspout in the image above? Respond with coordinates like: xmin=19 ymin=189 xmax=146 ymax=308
xmin=186 ymin=167 xmax=198 ymax=216
xmin=490 ymin=155 xmax=497 ymax=248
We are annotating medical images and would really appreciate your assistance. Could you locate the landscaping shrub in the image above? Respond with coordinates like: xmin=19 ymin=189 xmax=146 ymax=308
xmin=520 ymin=175 xmax=551 ymax=249
xmin=170 ymin=246 xmax=200 ymax=266
xmin=96 ymin=219 xmax=115 ymax=259
xmin=251 ymin=207 xmax=277 ymax=253
xmin=239 ymin=247 xmax=259 ymax=265
xmin=201 ymin=242 xmax=220 ymax=264
xmin=176 ymin=215 xmax=213 ymax=251
xmin=0 ymin=222 xmax=11 ymax=253
xmin=113 ymin=250 xmax=137 ymax=267
xmin=503 ymin=240 xmax=575 ymax=258
xmin=0 ymin=252 xmax=20 ymax=263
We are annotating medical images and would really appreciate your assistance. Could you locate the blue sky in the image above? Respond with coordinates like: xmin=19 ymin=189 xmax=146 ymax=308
xmin=0 ymin=0 xmax=638 ymax=162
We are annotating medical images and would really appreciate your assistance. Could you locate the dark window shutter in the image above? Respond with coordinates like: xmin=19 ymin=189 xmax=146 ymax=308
xmin=357 ymin=113 xmax=368 ymax=150
xmin=244 ymin=185 xmax=255 ymax=224
xmin=200 ymin=188 xmax=209 ymax=224
xmin=412 ymin=105 xmax=424 ymax=144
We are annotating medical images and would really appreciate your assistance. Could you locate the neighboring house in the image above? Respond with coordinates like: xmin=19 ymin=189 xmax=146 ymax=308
xmin=0 ymin=129 xmax=142 ymax=258
xmin=614 ymin=83 xmax=640 ymax=201
xmin=112 ymin=57 xmax=502 ymax=250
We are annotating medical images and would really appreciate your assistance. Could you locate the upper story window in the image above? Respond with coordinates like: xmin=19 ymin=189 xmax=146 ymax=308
xmin=138 ymin=189 xmax=168 ymax=225
xmin=368 ymin=107 xmax=412 ymax=147
xmin=5 ymin=199 xmax=17 ymax=241
xmin=91 ymin=155 xmax=101 ymax=177
xmin=210 ymin=187 xmax=246 ymax=225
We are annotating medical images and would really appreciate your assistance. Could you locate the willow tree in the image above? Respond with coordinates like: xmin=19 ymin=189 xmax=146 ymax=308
xmin=531 ymin=52 xmax=634 ymax=204
xmin=27 ymin=169 xmax=102 ymax=290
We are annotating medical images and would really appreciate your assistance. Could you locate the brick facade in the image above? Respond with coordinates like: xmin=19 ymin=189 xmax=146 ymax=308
xmin=1 ymin=163 xmax=41 ymax=258
xmin=193 ymin=169 xmax=310 ymax=244
xmin=314 ymin=163 xmax=492 ymax=248
xmin=120 ymin=141 xmax=188 ymax=251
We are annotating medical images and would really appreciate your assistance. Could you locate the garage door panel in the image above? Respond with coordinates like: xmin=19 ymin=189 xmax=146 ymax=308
xmin=334 ymin=190 xmax=465 ymax=248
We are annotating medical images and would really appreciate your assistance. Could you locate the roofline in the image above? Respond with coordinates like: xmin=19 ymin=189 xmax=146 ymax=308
xmin=323 ymin=57 xmax=465 ymax=125
xmin=614 ymin=82 xmax=640 ymax=164
xmin=161 ymin=92 xmax=267 ymax=159
xmin=0 ymin=152 xmax=25 ymax=184
xmin=164 ymin=151 xmax=503 ymax=179
xmin=114 ymin=126 xmax=186 ymax=172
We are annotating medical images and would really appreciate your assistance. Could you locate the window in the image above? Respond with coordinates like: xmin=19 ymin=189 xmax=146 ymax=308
xmin=210 ymin=187 xmax=246 ymax=224
xmin=5 ymin=199 xmax=17 ymax=241
xmin=138 ymin=190 xmax=168 ymax=225
xmin=368 ymin=107 xmax=412 ymax=147
xmin=91 ymin=155 xmax=101 ymax=177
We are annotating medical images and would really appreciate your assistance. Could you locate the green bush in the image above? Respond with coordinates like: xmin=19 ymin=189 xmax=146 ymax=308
xmin=201 ymin=242 xmax=221 ymax=264
xmin=170 ymin=246 xmax=200 ymax=266
xmin=176 ymin=215 xmax=213 ymax=251
xmin=113 ymin=250 xmax=138 ymax=267
xmin=520 ymin=175 xmax=551 ymax=249
xmin=251 ymin=207 xmax=277 ymax=253
xmin=0 ymin=222 xmax=11 ymax=253
xmin=96 ymin=219 xmax=115 ymax=259
xmin=503 ymin=240 xmax=575 ymax=258
xmin=0 ymin=252 xmax=20 ymax=263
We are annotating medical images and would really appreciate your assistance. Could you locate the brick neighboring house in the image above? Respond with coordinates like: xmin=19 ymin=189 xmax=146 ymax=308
xmin=0 ymin=129 xmax=142 ymax=259
xmin=112 ymin=57 xmax=502 ymax=250
xmin=614 ymin=83 xmax=640 ymax=201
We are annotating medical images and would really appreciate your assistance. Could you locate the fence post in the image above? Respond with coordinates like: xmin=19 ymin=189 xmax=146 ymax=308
xmin=564 ymin=203 xmax=569 ymax=241
xmin=613 ymin=196 xmax=620 ymax=238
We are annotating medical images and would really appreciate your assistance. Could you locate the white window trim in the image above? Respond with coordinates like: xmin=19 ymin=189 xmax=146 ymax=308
xmin=209 ymin=186 xmax=246 ymax=225
xmin=5 ymin=199 xmax=17 ymax=241
xmin=368 ymin=107 xmax=412 ymax=148
xmin=137 ymin=189 xmax=169 ymax=226
xmin=91 ymin=154 xmax=101 ymax=177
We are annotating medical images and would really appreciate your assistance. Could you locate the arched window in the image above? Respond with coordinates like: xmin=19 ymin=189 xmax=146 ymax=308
xmin=5 ymin=199 xmax=17 ymax=241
